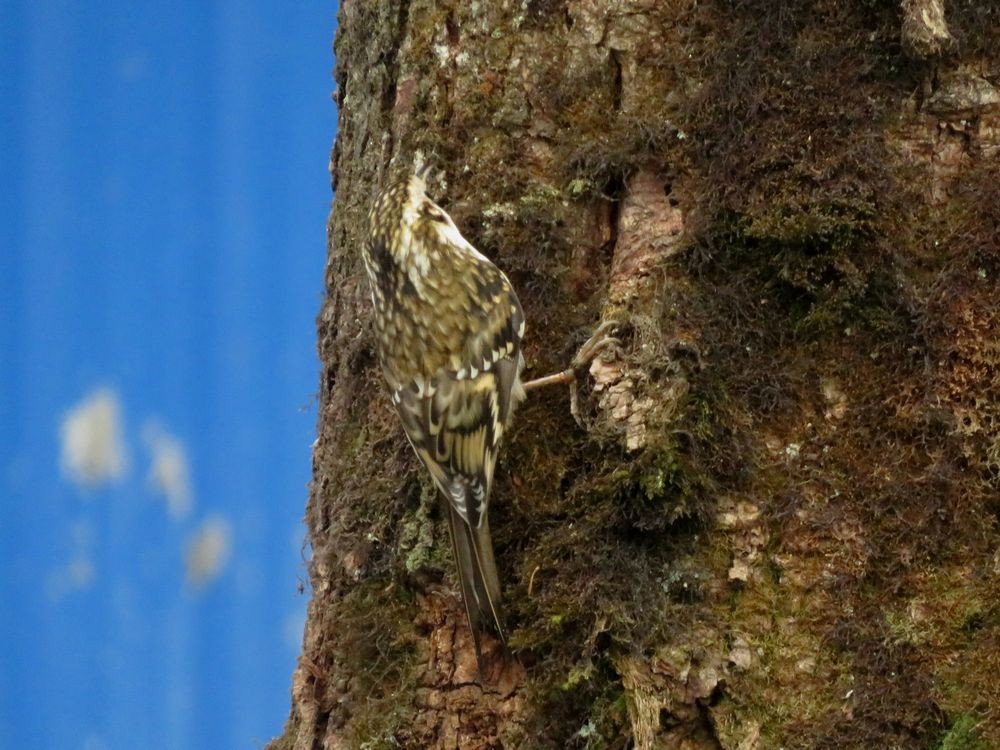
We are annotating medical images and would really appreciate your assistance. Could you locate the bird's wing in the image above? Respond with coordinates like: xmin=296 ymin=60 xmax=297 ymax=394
xmin=393 ymin=370 xmax=502 ymax=530
xmin=389 ymin=267 xmax=525 ymax=528
xmin=393 ymin=367 xmax=512 ymax=650
xmin=464 ymin=272 xmax=525 ymax=427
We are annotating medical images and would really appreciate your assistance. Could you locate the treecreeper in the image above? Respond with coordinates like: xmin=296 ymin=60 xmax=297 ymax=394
xmin=361 ymin=164 xmax=618 ymax=678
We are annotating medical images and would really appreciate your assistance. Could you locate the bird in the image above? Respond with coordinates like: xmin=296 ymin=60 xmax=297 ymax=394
xmin=362 ymin=164 xmax=620 ymax=668
xmin=362 ymin=164 xmax=526 ymax=666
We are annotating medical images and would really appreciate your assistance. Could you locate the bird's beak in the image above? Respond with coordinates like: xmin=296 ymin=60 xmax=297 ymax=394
xmin=415 ymin=161 xmax=435 ymax=182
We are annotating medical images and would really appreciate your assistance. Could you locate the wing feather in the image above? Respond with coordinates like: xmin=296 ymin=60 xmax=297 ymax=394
xmin=398 ymin=272 xmax=523 ymax=511
xmin=395 ymin=369 xmax=506 ymax=530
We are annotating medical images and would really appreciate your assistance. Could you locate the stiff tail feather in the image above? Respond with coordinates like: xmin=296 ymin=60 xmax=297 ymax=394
xmin=444 ymin=501 xmax=506 ymax=666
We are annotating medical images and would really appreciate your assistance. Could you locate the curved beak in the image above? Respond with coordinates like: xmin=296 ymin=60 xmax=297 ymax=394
xmin=415 ymin=161 xmax=435 ymax=181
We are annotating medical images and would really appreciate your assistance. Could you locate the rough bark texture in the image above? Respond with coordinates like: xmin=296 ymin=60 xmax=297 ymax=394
xmin=270 ymin=1 xmax=1000 ymax=748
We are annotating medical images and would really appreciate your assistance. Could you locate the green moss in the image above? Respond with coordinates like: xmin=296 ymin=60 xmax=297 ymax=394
xmin=937 ymin=715 xmax=985 ymax=750
xmin=518 ymin=654 xmax=629 ymax=749
xmin=519 ymin=183 xmax=563 ymax=213
xmin=578 ymin=688 xmax=629 ymax=750
xmin=638 ymin=464 xmax=672 ymax=502
xmin=324 ymin=579 xmax=421 ymax=747
xmin=706 ymin=197 xmax=901 ymax=341
xmin=566 ymin=177 xmax=598 ymax=199
xmin=561 ymin=662 xmax=594 ymax=692
xmin=399 ymin=480 xmax=447 ymax=575
xmin=745 ymin=198 xmax=875 ymax=251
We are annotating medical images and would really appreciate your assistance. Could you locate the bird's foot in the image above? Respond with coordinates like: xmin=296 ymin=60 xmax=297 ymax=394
xmin=568 ymin=320 xmax=622 ymax=425
xmin=569 ymin=319 xmax=622 ymax=371
xmin=522 ymin=320 xmax=622 ymax=426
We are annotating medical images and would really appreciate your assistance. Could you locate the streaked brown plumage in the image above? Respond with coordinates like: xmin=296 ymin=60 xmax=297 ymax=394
xmin=362 ymin=167 xmax=525 ymax=663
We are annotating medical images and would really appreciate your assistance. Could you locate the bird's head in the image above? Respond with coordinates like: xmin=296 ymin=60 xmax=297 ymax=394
xmin=367 ymin=163 xmax=482 ymax=287
xmin=394 ymin=165 xmax=473 ymax=268
xmin=404 ymin=165 xmax=453 ymax=231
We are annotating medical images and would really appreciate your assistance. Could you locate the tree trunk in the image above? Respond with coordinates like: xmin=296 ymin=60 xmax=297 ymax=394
xmin=270 ymin=1 xmax=1000 ymax=748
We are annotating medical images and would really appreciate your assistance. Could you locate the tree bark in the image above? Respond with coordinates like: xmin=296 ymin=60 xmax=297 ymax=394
xmin=270 ymin=1 xmax=1000 ymax=748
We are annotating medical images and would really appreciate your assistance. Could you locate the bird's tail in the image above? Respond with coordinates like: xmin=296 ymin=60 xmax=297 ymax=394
xmin=444 ymin=501 xmax=506 ymax=665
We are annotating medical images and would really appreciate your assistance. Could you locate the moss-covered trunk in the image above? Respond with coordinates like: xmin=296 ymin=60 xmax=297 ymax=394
xmin=270 ymin=1 xmax=1000 ymax=748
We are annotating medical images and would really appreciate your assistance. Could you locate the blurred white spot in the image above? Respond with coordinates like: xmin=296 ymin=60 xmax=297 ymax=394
xmin=82 ymin=735 xmax=108 ymax=750
xmin=59 ymin=388 xmax=128 ymax=489
xmin=46 ymin=557 xmax=96 ymax=602
xmin=46 ymin=520 xmax=97 ymax=601
xmin=185 ymin=516 xmax=232 ymax=588
xmin=142 ymin=421 xmax=193 ymax=520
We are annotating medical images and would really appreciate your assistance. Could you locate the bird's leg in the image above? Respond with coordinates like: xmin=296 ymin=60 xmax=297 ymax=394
xmin=522 ymin=320 xmax=621 ymax=424
xmin=522 ymin=320 xmax=621 ymax=392
xmin=520 ymin=370 xmax=575 ymax=390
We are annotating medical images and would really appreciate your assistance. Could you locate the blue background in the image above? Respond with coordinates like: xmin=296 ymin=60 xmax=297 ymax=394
xmin=0 ymin=2 xmax=337 ymax=747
